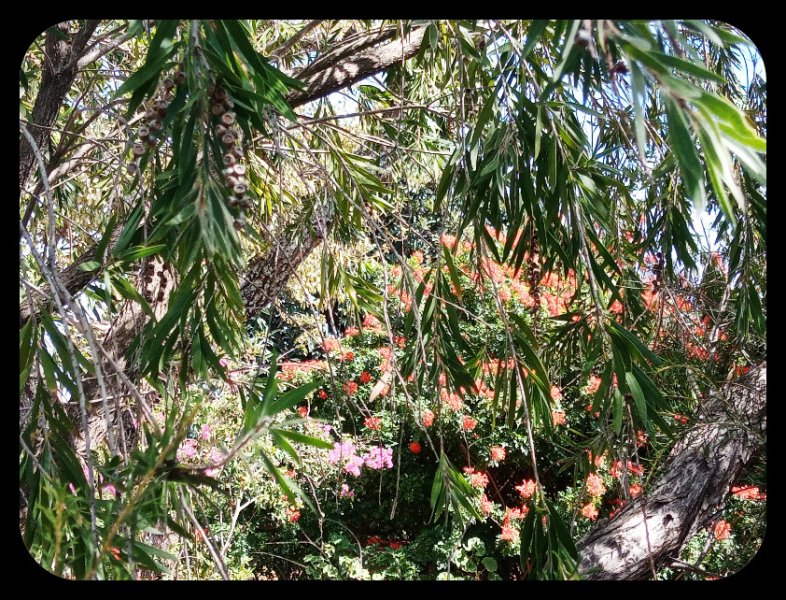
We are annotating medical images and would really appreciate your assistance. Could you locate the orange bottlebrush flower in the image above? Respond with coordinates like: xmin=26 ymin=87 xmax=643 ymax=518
xmin=581 ymin=503 xmax=599 ymax=521
xmin=713 ymin=519 xmax=731 ymax=541
xmin=587 ymin=375 xmax=602 ymax=395
xmin=322 ymin=337 xmax=340 ymax=353
xmin=359 ymin=371 xmax=372 ymax=384
xmin=490 ymin=446 xmax=506 ymax=461
xmin=344 ymin=381 xmax=358 ymax=396
xmin=422 ymin=409 xmax=435 ymax=427
xmin=552 ymin=410 xmax=566 ymax=426
xmin=550 ymin=385 xmax=563 ymax=401
xmin=586 ymin=473 xmax=606 ymax=497
xmin=408 ymin=441 xmax=422 ymax=454
xmin=515 ymin=478 xmax=537 ymax=499
xmin=629 ymin=483 xmax=643 ymax=498
xmin=462 ymin=415 xmax=477 ymax=431
xmin=364 ymin=416 xmax=382 ymax=430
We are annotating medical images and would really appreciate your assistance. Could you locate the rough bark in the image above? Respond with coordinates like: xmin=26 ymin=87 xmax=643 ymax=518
xmin=287 ymin=24 xmax=427 ymax=108
xmin=20 ymin=21 xmax=100 ymax=193
xmin=577 ymin=362 xmax=767 ymax=580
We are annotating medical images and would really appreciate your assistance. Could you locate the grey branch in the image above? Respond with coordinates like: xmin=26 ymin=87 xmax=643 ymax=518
xmin=577 ymin=363 xmax=766 ymax=579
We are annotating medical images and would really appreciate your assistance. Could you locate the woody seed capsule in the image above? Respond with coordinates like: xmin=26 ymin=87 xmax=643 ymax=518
xmin=233 ymin=164 xmax=246 ymax=176
xmin=220 ymin=112 xmax=236 ymax=126
xmin=138 ymin=126 xmax=150 ymax=139
xmin=223 ymin=153 xmax=237 ymax=166
xmin=132 ymin=143 xmax=145 ymax=157
xmin=211 ymin=103 xmax=226 ymax=116
xmin=222 ymin=133 xmax=236 ymax=146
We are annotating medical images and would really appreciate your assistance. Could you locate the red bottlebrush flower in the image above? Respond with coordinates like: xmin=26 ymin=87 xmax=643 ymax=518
xmin=422 ymin=409 xmax=435 ymax=427
xmin=713 ymin=519 xmax=731 ymax=541
xmin=490 ymin=446 xmax=506 ymax=462
xmin=609 ymin=299 xmax=623 ymax=314
xmin=629 ymin=483 xmax=643 ymax=498
xmin=287 ymin=509 xmax=301 ymax=523
xmin=635 ymin=430 xmax=648 ymax=447
xmin=318 ymin=389 xmax=328 ymax=399
xmin=393 ymin=335 xmax=406 ymax=348
xmin=731 ymin=485 xmax=766 ymax=501
xmin=674 ymin=414 xmax=689 ymax=425
xmin=344 ymin=326 xmax=360 ymax=338
xmin=552 ymin=410 xmax=566 ymax=426
xmin=341 ymin=351 xmax=355 ymax=362
xmin=408 ymin=441 xmax=422 ymax=454
xmin=734 ymin=365 xmax=751 ymax=378
xmin=463 ymin=467 xmax=489 ymax=488
xmin=344 ymin=381 xmax=358 ymax=396
xmin=364 ymin=416 xmax=382 ymax=430
xmin=586 ymin=375 xmax=602 ymax=395
xmin=389 ymin=542 xmax=402 ymax=550
xmin=462 ymin=415 xmax=477 ymax=431
xmin=515 ymin=478 xmax=537 ymax=499
xmin=109 ymin=547 xmax=122 ymax=560
xmin=360 ymin=371 xmax=372 ymax=384
xmin=581 ymin=503 xmax=599 ymax=521
xmin=298 ymin=405 xmax=309 ymax=418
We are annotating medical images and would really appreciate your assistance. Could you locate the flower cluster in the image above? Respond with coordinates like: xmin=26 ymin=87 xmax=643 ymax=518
xmin=327 ymin=441 xmax=394 ymax=477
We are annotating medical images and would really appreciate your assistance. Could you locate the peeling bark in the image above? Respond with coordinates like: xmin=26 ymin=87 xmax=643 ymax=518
xmin=577 ymin=363 xmax=766 ymax=580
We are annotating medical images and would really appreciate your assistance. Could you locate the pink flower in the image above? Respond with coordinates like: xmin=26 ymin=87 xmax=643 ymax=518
xmin=177 ymin=438 xmax=198 ymax=461
xmin=340 ymin=483 xmax=355 ymax=498
xmin=298 ymin=406 xmax=309 ymax=418
xmin=344 ymin=326 xmax=360 ymax=338
xmin=102 ymin=483 xmax=117 ymax=498
xmin=345 ymin=455 xmax=365 ymax=477
xmin=629 ymin=483 xmax=643 ymax=498
xmin=363 ymin=446 xmax=394 ymax=470
xmin=480 ymin=494 xmax=494 ymax=516
xmin=550 ymin=385 xmax=562 ymax=401
xmin=199 ymin=424 xmax=212 ymax=440
xmin=552 ymin=410 xmax=566 ymax=426
xmin=344 ymin=381 xmax=358 ymax=396
xmin=422 ymin=409 xmax=435 ymax=427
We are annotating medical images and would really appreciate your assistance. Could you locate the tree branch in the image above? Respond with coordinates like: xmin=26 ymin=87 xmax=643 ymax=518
xmin=578 ymin=363 xmax=766 ymax=580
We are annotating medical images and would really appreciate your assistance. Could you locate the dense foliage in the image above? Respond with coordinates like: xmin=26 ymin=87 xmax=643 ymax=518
xmin=19 ymin=20 xmax=766 ymax=580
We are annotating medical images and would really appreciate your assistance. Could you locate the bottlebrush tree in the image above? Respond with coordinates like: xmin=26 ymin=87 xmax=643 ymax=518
xmin=19 ymin=19 xmax=765 ymax=580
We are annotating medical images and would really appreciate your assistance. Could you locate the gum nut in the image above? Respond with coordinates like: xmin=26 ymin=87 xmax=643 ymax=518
xmin=231 ymin=146 xmax=244 ymax=158
xmin=127 ymin=162 xmax=139 ymax=174
xmin=221 ymin=112 xmax=236 ymax=126
xmin=233 ymin=183 xmax=248 ymax=196
xmin=225 ymin=175 xmax=239 ymax=187
xmin=233 ymin=218 xmax=245 ymax=230
xmin=211 ymin=103 xmax=226 ymax=116
xmin=233 ymin=164 xmax=247 ymax=176
xmin=150 ymin=119 xmax=163 ymax=131
xmin=222 ymin=133 xmax=235 ymax=146
xmin=174 ymin=71 xmax=186 ymax=85
xmin=132 ymin=143 xmax=145 ymax=156
xmin=224 ymin=98 xmax=235 ymax=109
xmin=163 ymin=77 xmax=175 ymax=89
xmin=138 ymin=126 xmax=150 ymax=139
xmin=223 ymin=154 xmax=237 ymax=166
xmin=214 ymin=87 xmax=227 ymax=101
xmin=215 ymin=124 xmax=227 ymax=137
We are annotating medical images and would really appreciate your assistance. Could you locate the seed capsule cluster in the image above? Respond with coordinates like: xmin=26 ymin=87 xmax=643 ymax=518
xmin=128 ymin=66 xmax=186 ymax=174
xmin=209 ymin=84 xmax=252 ymax=230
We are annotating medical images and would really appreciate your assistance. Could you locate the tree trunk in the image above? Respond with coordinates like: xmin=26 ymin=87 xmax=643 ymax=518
xmin=577 ymin=362 xmax=766 ymax=579
xmin=20 ymin=21 xmax=99 ymax=193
